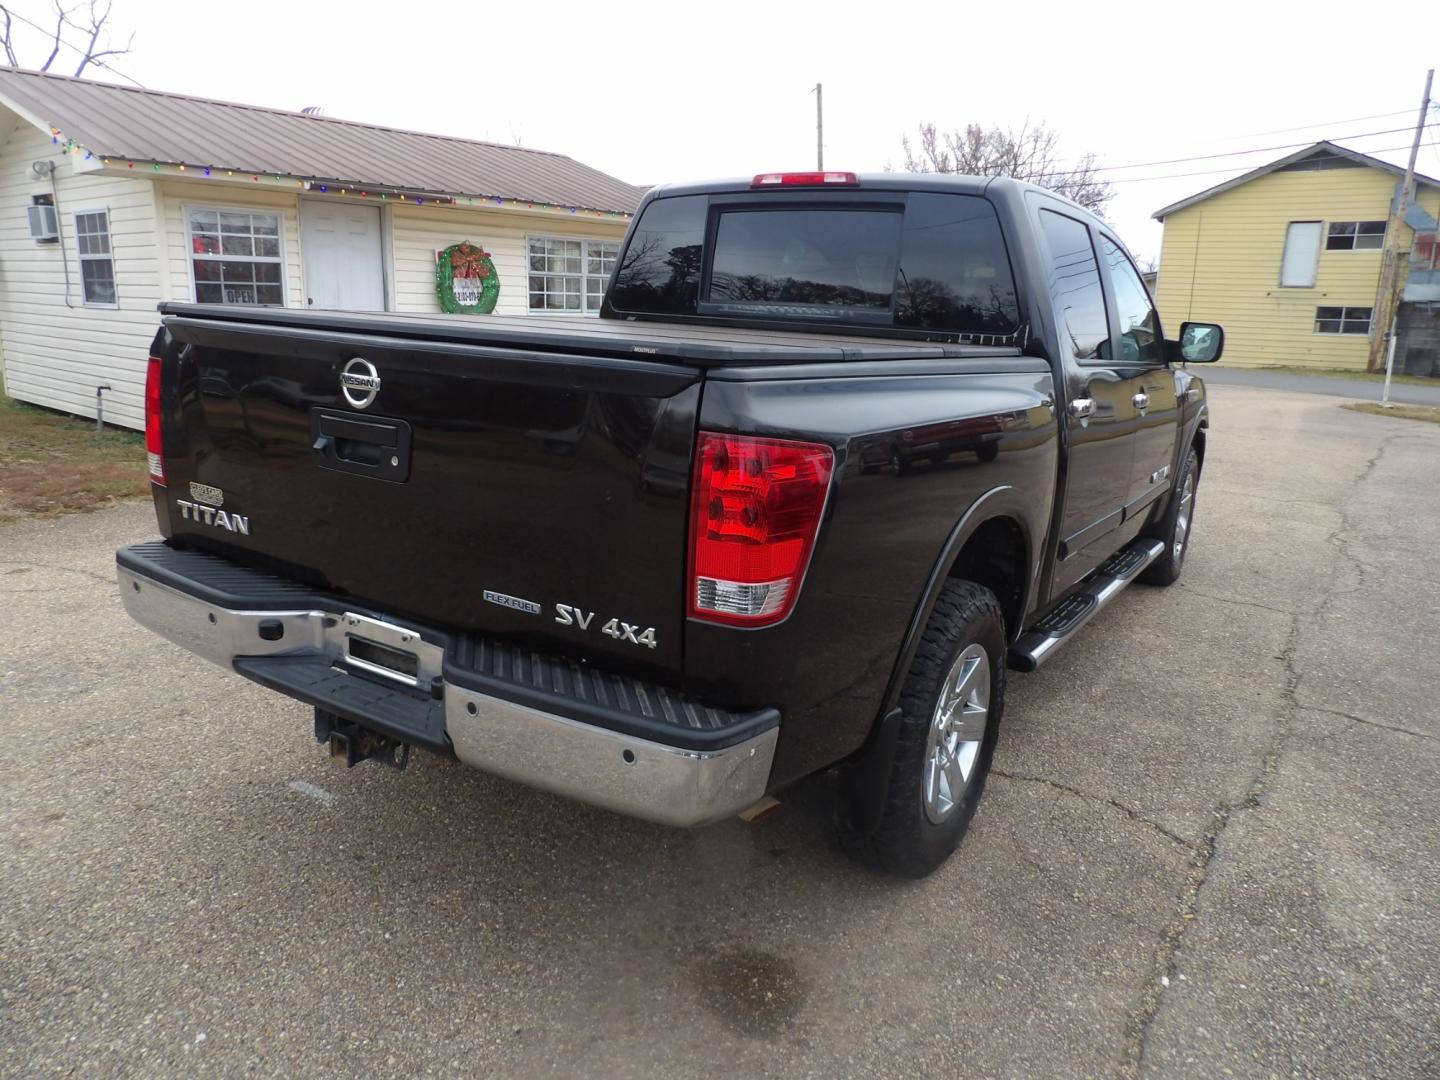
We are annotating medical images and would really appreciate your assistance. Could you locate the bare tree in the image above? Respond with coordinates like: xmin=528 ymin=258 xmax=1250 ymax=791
xmin=901 ymin=121 xmax=1113 ymax=215
xmin=0 ymin=1 xmax=134 ymax=78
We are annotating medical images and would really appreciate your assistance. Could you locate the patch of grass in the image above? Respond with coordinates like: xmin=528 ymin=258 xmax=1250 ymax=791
xmin=1254 ymin=365 xmax=1438 ymax=387
xmin=1341 ymin=402 xmax=1440 ymax=424
xmin=0 ymin=381 xmax=150 ymax=526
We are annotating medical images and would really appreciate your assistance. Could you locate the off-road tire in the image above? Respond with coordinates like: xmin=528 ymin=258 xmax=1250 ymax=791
xmin=1140 ymin=446 xmax=1199 ymax=586
xmin=838 ymin=579 xmax=1006 ymax=878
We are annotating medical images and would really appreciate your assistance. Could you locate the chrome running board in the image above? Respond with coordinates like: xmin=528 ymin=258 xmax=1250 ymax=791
xmin=1008 ymin=538 xmax=1165 ymax=672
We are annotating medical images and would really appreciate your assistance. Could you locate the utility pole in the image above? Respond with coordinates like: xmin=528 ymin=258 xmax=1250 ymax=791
xmin=814 ymin=83 xmax=824 ymax=170
xmin=1368 ymin=67 xmax=1434 ymax=372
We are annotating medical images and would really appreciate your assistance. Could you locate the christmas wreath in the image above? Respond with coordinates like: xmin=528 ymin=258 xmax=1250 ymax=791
xmin=436 ymin=241 xmax=500 ymax=314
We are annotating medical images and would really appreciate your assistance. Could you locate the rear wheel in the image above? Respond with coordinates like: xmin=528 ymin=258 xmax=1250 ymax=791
xmin=838 ymin=579 xmax=1005 ymax=878
xmin=1140 ymin=446 xmax=1199 ymax=586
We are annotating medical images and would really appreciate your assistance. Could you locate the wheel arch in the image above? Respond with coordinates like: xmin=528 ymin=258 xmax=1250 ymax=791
xmin=880 ymin=486 xmax=1036 ymax=715
xmin=838 ymin=485 xmax=1034 ymax=834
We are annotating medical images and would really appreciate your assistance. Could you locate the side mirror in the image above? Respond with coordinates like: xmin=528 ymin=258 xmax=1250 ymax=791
xmin=1169 ymin=321 xmax=1224 ymax=363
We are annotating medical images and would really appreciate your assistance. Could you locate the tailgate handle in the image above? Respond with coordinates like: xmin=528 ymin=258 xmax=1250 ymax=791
xmin=310 ymin=408 xmax=412 ymax=483
xmin=319 ymin=414 xmax=401 ymax=447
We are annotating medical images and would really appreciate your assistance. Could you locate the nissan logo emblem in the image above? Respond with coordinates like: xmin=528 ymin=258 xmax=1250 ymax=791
xmin=340 ymin=357 xmax=381 ymax=409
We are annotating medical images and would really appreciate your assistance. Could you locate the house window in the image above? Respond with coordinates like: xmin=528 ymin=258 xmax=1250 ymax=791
xmin=1315 ymin=306 xmax=1372 ymax=334
xmin=1279 ymin=221 xmax=1322 ymax=287
xmin=1326 ymin=221 xmax=1386 ymax=251
xmin=187 ymin=207 xmax=284 ymax=305
xmin=528 ymin=236 xmax=618 ymax=313
xmin=75 ymin=210 xmax=115 ymax=305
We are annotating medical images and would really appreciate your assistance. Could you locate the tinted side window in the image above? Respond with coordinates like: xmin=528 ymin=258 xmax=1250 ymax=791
xmin=895 ymin=193 xmax=1019 ymax=336
xmin=607 ymin=195 xmax=705 ymax=314
xmin=1100 ymin=236 xmax=1162 ymax=365
xmin=1038 ymin=209 xmax=1109 ymax=362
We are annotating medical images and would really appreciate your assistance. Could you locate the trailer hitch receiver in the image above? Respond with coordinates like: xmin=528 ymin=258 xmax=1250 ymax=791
xmin=314 ymin=708 xmax=411 ymax=771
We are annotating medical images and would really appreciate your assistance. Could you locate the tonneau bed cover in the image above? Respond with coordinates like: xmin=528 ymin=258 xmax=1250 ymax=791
xmin=157 ymin=302 xmax=1024 ymax=366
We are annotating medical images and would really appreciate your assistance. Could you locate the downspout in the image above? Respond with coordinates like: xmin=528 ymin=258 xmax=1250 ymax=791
xmin=39 ymin=160 xmax=76 ymax=308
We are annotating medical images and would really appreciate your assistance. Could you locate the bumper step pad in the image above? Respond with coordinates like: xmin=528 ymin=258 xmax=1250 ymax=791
xmin=117 ymin=540 xmax=780 ymax=827
xmin=234 ymin=655 xmax=449 ymax=754
xmin=119 ymin=541 xmax=775 ymax=750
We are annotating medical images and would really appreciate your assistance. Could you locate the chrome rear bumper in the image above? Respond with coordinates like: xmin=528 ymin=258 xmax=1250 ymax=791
xmin=118 ymin=557 xmax=777 ymax=827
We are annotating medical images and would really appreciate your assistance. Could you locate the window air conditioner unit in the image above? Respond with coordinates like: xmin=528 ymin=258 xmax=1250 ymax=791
xmin=27 ymin=203 xmax=58 ymax=242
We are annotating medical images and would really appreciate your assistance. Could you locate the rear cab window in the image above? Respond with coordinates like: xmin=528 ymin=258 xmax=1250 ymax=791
xmin=607 ymin=190 xmax=1020 ymax=342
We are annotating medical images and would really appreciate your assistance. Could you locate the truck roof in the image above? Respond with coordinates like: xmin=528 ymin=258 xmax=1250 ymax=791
xmin=642 ymin=173 xmax=1097 ymax=222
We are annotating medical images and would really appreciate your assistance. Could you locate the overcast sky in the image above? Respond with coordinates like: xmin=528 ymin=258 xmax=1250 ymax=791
xmin=8 ymin=0 xmax=1439 ymax=263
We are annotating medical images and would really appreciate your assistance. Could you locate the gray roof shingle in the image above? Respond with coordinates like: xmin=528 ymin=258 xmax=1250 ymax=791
xmin=0 ymin=67 xmax=644 ymax=214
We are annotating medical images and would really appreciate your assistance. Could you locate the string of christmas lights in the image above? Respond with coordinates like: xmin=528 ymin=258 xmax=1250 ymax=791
xmin=46 ymin=126 xmax=632 ymax=220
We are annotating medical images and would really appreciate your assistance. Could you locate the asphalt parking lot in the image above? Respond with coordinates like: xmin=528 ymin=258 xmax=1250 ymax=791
xmin=3 ymin=383 xmax=1438 ymax=1078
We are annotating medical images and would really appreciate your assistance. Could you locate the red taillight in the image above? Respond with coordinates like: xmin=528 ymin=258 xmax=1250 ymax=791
xmin=689 ymin=432 xmax=834 ymax=627
xmin=751 ymin=171 xmax=859 ymax=188
xmin=144 ymin=356 xmax=165 ymax=486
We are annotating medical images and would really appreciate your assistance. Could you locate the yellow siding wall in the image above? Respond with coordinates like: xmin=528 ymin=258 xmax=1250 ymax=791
xmin=1155 ymin=166 xmax=1440 ymax=369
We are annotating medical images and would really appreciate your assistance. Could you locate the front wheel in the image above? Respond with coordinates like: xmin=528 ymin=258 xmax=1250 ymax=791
xmin=838 ymin=579 xmax=1006 ymax=878
xmin=1140 ymin=446 xmax=1199 ymax=586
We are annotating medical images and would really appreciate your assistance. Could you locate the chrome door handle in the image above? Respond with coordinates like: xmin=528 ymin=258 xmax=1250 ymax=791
xmin=1132 ymin=393 xmax=1150 ymax=409
xmin=1068 ymin=398 xmax=1096 ymax=419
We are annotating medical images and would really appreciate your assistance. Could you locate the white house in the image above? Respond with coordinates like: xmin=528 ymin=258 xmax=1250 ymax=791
xmin=0 ymin=67 xmax=643 ymax=430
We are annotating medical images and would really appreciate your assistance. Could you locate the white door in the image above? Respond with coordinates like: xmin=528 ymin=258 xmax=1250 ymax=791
xmin=301 ymin=202 xmax=385 ymax=310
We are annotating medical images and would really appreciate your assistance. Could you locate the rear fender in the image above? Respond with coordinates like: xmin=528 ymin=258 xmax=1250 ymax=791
xmin=839 ymin=485 xmax=1036 ymax=832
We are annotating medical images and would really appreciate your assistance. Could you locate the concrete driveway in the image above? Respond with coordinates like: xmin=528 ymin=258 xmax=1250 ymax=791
xmin=3 ymin=385 xmax=1437 ymax=1078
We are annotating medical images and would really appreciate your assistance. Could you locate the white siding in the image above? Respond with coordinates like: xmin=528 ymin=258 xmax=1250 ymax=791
xmin=389 ymin=202 xmax=627 ymax=316
xmin=0 ymin=124 xmax=629 ymax=431
xmin=158 ymin=180 xmax=303 ymax=306
xmin=0 ymin=116 xmax=162 ymax=428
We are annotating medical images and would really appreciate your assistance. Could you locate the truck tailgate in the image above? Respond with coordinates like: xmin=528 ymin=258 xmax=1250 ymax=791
xmin=157 ymin=313 xmax=701 ymax=675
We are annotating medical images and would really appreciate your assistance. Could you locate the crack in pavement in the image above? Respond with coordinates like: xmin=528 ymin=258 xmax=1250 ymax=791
xmin=1292 ymin=702 xmax=1438 ymax=744
xmin=1115 ymin=609 xmax=1300 ymax=1079
xmin=1177 ymin=588 xmax=1311 ymax=618
xmin=0 ymin=560 xmax=115 ymax=587
xmin=989 ymin=768 xmax=1189 ymax=848
xmin=1117 ymin=432 xmax=1402 ymax=1078
xmin=1208 ymin=490 xmax=1336 ymax=511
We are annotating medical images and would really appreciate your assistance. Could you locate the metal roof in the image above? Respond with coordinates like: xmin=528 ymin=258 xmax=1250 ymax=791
xmin=1152 ymin=140 xmax=1440 ymax=221
xmin=0 ymin=67 xmax=645 ymax=215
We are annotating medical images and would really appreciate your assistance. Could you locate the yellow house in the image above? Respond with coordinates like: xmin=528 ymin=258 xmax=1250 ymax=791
xmin=1153 ymin=141 xmax=1440 ymax=370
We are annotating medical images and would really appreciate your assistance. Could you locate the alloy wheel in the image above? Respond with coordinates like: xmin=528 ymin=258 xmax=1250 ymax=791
xmin=922 ymin=643 xmax=990 ymax=824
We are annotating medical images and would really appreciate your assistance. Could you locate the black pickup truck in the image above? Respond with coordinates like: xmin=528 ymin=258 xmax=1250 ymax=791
xmin=118 ymin=172 xmax=1222 ymax=877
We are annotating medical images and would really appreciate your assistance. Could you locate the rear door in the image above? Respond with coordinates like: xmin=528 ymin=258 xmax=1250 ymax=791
xmin=159 ymin=314 xmax=700 ymax=677
xmin=1034 ymin=205 xmax=1141 ymax=595
xmin=1096 ymin=233 xmax=1180 ymax=521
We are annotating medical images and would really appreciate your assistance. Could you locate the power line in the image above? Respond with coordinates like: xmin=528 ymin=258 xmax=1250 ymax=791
xmin=1213 ymin=107 xmax=1420 ymax=141
xmin=1106 ymin=142 xmax=1421 ymax=185
xmin=1031 ymin=105 xmax=1424 ymax=172
xmin=1 ymin=4 xmax=145 ymax=88
xmin=1093 ymin=126 xmax=1417 ymax=173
